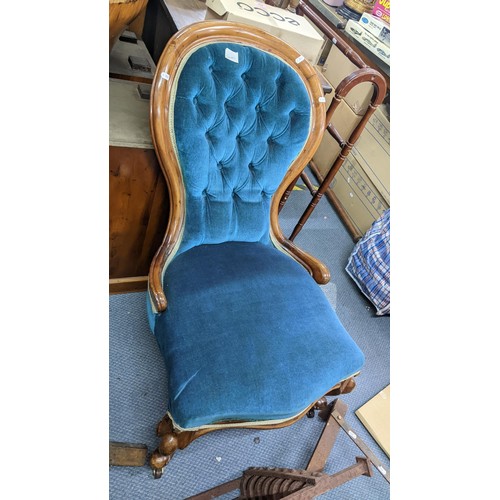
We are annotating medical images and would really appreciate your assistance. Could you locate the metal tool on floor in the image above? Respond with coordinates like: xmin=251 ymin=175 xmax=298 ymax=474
xmin=323 ymin=399 xmax=390 ymax=483
xmin=186 ymin=398 xmax=390 ymax=499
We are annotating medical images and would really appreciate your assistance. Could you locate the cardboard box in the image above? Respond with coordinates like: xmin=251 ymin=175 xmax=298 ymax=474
xmin=109 ymin=78 xmax=154 ymax=149
xmin=109 ymin=31 xmax=157 ymax=83
xmin=330 ymin=155 xmax=389 ymax=236
xmin=345 ymin=19 xmax=390 ymax=66
xmin=351 ymin=104 xmax=390 ymax=204
xmin=355 ymin=385 xmax=390 ymax=458
xmin=371 ymin=0 xmax=390 ymax=24
xmin=312 ymin=96 xmax=362 ymax=169
xmin=359 ymin=12 xmax=390 ymax=45
xmin=319 ymin=43 xmax=374 ymax=115
xmin=205 ymin=0 xmax=326 ymax=65
xmin=312 ymin=97 xmax=390 ymax=234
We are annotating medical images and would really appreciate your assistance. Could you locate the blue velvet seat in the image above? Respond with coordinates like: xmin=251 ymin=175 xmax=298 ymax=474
xmin=154 ymin=241 xmax=364 ymax=429
xmin=146 ymin=21 xmax=365 ymax=477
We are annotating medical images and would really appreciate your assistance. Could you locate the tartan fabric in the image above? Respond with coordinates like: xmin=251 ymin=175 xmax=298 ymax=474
xmin=346 ymin=209 xmax=390 ymax=315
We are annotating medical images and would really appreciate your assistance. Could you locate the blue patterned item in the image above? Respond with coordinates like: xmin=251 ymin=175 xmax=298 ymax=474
xmin=346 ymin=209 xmax=390 ymax=315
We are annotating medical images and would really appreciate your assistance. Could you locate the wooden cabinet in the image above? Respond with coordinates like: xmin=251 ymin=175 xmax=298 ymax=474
xmin=109 ymin=78 xmax=169 ymax=293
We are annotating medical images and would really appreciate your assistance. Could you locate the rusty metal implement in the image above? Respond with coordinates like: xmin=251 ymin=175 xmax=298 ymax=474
xmin=186 ymin=398 xmax=389 ymax=499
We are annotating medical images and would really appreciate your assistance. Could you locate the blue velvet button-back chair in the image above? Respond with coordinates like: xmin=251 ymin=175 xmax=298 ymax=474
xmin=147 ymin=21 xmax=365 ymax=478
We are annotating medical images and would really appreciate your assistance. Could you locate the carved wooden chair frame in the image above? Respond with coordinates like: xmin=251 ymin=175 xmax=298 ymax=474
xmin=147 ymin=21 xmax=359 ymax=479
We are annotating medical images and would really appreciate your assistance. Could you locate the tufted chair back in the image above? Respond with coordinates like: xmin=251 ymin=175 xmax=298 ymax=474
xmin=173 ymin=42 xmax=312 ymax=255
xmin=148 ymin=22 xmax=326 ymax=314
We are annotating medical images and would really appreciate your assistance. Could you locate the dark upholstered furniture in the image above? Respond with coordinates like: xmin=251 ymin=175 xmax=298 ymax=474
xmin=145 ymin=21 xmax=365 ymax=478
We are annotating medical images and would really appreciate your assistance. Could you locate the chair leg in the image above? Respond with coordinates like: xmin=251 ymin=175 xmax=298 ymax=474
xmin=307 ymin=396 xmax=329 ymax=418
xmin=150 ymin=415 xmax=178 ymax=479
xmin=326 ymin=377 xmax=356 ymax=396
xmin=156 ymin=414 xmax=174 ymax=437
xmin=150 ymin=413 xmax=213 ymax=479
xmin=314 ymin=397 xmax=328 ymax=411
xmin=150 ymin=436 xmax=178 ymax=478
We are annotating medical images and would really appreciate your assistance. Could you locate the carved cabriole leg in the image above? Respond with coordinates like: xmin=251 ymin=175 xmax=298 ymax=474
xmin=327 ymin=377 xmax=356 ymax=396
xmin=151 ymin=413 xmax=214 ymax=478
xmin=314 ymin=397 xmax=328 ymax=411
xmin=151 ymin=414 xmax=177 ymax=479
xmin=308 ymin=395 xmax=330 ymax=418
xmin=150 ymin=437 xmax=176 ymax=478
xmin=150 ymin=449 xmax=172 ymax=479
xmin=309 ymin=377 xmax=356 ymax=418
xmin=156 ymin=414 xmax=174 ymax=437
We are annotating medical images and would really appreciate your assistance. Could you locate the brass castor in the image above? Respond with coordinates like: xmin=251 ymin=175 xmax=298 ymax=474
xmin=152 ymin=467 xmax=163 ymax=479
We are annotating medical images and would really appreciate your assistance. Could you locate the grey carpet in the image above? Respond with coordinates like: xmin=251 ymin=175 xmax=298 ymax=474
xmin=109 ymin=185 xmax=390 ymax=499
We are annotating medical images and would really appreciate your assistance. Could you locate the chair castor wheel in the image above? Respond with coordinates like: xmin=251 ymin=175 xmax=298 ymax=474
xmin=152 ymin=468 xmax=163 ymax=479
xmin=307 ymin=409 xmax=315 ymax=418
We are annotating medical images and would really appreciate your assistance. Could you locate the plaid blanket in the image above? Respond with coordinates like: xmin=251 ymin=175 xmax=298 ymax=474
xmin=346 ymin=209 xmax=390 ymax=315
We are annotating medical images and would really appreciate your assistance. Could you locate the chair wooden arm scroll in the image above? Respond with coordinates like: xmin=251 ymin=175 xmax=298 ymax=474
xmin=273 ymin=234 xmax=330 ymax=285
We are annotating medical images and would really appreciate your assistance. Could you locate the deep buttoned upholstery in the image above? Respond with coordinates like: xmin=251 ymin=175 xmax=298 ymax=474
xmin=172 ymin=43 xmax=312 ymax=254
